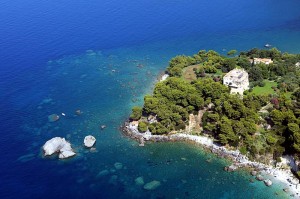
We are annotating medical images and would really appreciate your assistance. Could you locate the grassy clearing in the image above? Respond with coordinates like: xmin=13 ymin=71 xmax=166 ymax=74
xmin=182 ymin=65 xmax=224 ymax=82
xmin=182 ymin=65 xmax=200 ymax=82
xmin=252 ymin=80 xmax=277 ymax=95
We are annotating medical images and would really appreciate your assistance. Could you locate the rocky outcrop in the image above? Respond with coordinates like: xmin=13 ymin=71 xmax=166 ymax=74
xmin=43 ymin=137 xmax=76 ymax=159
xmin=138 ymin=137 xmax=145 ymax=146
xmin=229 ymin=165 xmax=237 ymax=171
xmin=84 ymin=135 xmax=96 ymax=148
xmin=224 ymin=164 xmax=237 ymax=172
xmin=288 ymin=178 xmax=299 ymax=185
xmin=251 ymin=170 xmax=257 ymax=176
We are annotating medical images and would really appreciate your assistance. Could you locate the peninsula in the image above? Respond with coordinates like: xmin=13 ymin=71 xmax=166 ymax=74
xmin=123 ymin=48 xmax=300 ymax=197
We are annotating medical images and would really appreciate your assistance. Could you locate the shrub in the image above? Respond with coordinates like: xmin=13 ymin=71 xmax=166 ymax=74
xmin=138 ymin=121 xmax=148 ymax=132
xmin=239 ymin=146 xmax=247 ymax=155
xmin=130 ymin=106 xmax=142 ymax=120
xmin=175 ymin=123 xmax=186 ymax=131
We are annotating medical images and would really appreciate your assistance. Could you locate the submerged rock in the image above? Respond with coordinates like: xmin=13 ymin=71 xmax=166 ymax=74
xmin=75 ymin=109 xmax=82 ymax=115
xmin=41 ymin=98 xmax=53 ymax=104
xmin=264 ymin=179 xmax=272 ymax=186
xmin=143 ymin=180 xmax=161 ymax=190
xmin=48 ymin=114 xmax=60 ymax=122
xmin=114 ymin=162 xmax=123 ymax=170
xmin=43 ymin=137 xmax=76 ymax=159
xmin=109 ymin=175 xmax=118 ymax=185
xmin=84 ymin=135 xmax=96 ymax=148
xmin=90 ymin=147 xmax=97 ymax=152
xmin=135 ymin=177 xmax=144 ymax=186
xmin=96 ymin=169 xmax=110 ymax=178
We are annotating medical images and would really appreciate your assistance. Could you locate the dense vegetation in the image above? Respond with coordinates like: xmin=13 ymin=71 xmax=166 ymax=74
xmin=130 ymin=48 xmax=300 ymax=161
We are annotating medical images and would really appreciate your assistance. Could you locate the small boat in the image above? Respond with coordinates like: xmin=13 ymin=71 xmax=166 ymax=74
xmin=264 ymin=43 xmax=272 ymax=48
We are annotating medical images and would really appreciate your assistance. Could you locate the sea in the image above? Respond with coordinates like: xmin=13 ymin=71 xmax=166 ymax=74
xmin=1 ymin=0 xmax=300 ymax=198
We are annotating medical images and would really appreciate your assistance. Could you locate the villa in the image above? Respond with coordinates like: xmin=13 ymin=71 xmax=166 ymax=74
xmin=223 ymin=68 xmax=249 ymax=95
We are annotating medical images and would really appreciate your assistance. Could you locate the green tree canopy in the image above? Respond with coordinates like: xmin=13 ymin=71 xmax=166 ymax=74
xmin=130 ymin=106 xmax=142 ymax=120
xmin=138 ymin=121 xmax=148 ymax=132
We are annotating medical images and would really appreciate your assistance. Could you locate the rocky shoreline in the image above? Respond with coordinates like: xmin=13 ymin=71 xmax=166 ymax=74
xmin=121 ymin=122 xmax=300 ymax=198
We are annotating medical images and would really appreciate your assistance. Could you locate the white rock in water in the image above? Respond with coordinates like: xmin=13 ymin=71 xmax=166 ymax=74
xmin=264 ymin=179 xmax=272 ymax=186
xmin=290 ymin=178 xmax=299 ymax=185
xmin=84 ymin=135 xmax=96 ymax=148
xmin=256 ymin=174 xmax=264 ymax=181
xmin=43 ymin=137 xmax=76 ymax=159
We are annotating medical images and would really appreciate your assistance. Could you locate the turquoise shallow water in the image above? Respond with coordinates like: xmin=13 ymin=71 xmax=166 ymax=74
xmin=4 ymin=28 xmax=299 ymax=198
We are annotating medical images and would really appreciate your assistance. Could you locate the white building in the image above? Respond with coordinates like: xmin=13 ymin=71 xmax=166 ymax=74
xmin=130 ymin=121 xmax=139 ymax=128
xmin=223 ymin=68 xmax=249 ymax=95
xmin=252 ymin=58 xmax=273 ymax=65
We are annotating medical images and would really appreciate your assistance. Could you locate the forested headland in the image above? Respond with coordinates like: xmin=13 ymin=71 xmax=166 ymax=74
xmin=130 ymin=48 xmax=300 ymax=166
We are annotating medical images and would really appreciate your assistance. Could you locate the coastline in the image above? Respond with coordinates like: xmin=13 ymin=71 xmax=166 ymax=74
xmin=121 ymin=122 xmax=300 ymax=198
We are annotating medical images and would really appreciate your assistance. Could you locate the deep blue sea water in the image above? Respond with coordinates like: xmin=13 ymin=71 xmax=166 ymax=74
xmin=1 ymin=0 xmax=300 ymax=198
